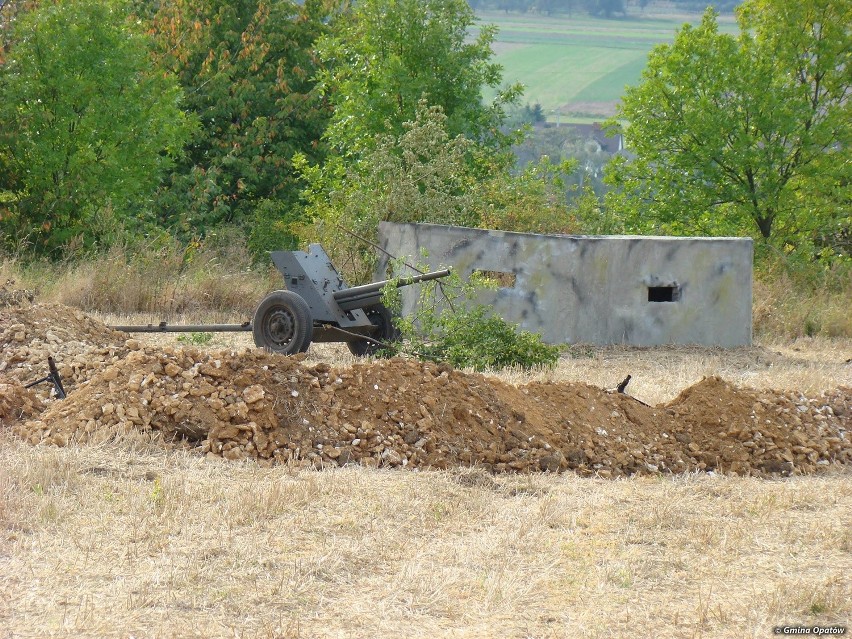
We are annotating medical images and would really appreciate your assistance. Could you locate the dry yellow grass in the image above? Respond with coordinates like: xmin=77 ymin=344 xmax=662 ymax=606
xmin=1 ymin=438 xmax=850 ymax=639
xmin=1 ymin=326 xmax=851 ymax=638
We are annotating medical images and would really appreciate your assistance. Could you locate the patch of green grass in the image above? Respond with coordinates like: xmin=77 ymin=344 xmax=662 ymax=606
xmin=571 ymin=56 xmax=650 ymax=104
xmin=177 ymin=331 xmax=214 ymax=346
xmin=479 ymin=10 xmax=738 ymax=118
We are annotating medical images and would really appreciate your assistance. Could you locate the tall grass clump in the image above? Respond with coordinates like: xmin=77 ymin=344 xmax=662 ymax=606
xmin=2 ymin=229 xmax=280 ymax=316
xmin=753 ymin=256 xmax=852 ymax=339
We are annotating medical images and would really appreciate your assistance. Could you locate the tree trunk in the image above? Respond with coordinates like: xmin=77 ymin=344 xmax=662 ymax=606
xmin=756 ymin=215 xmax=773 ymax=239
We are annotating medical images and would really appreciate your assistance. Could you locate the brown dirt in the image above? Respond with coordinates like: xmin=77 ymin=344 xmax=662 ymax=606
xmin=2 ymin=299 xmax=850 ymax=477
xmin=0 ymin=298 xmax=129 ymax=392
xmin=0 ymin=376 xmax=42 ymax=426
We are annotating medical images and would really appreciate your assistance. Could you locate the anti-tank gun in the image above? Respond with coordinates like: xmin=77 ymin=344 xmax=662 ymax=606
xmin=115 ymin=244 xmax=451 ymax=356
xmin=256 ymin=244 xmax=450 ymax=355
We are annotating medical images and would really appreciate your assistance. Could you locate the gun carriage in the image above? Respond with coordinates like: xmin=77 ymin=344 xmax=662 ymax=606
xmin=114 ymin=244 xmax=451 ymax=356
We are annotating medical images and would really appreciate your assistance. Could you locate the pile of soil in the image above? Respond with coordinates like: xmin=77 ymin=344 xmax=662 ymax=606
xmin=2 ymin=299 xmax=850 ymax=477
xmin=0 ymin=301 xmax=129 ymax=393
xmin=0 ymin=279 xmax=36 ymax=307
xmin=0 ymin=377 xmax=42 ymax=426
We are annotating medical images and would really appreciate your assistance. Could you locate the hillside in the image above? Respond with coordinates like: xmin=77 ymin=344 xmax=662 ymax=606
xmin=477 ymin=10 xmax=739 ymax=121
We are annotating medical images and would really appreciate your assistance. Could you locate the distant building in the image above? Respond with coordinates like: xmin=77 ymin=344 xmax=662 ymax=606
xmin=558 ymin=122 xmax=624 ymax=154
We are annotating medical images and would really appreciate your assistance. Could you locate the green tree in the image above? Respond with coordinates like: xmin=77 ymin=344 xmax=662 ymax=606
xmin=584 ymin=0 xmax=626 ymax=17
xmin=317 ymin=0 xmax=521 ymax=157
xmin=0 ymin=0 xmax=195 ymax=255
xmin=299 ymin=101 xmax=574 ymax=282
xmin=297 ymin=102 xmax=480 ymax=281
xmin=147 ymin=0 xmax=332 ymax=249
xmin=605 ymin=1 xmax=851 ymax=258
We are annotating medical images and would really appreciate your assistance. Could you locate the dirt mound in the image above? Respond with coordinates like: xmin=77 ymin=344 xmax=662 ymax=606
xmin=0 ymin=279 xmax=37 ymax=307
xmin=0 ymin=302 xmax=130 ymax=395
xmin=0 ymin=376 xmax=43 ymax=426
xmin=4 ymin=299 xmax=849 ymax=476
xmin=665 ymin=376 xmax=850 ymax=475
xmin=14 ymin=345 xmax=851 ymax=477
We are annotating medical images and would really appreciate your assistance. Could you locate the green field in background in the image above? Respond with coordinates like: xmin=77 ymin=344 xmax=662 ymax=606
xmin=476 ymin=10 xmax=738 ymax=121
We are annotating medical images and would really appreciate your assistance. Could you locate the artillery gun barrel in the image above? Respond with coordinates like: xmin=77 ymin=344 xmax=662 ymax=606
xmin=334 ymin=268 xmax=451 ymax=311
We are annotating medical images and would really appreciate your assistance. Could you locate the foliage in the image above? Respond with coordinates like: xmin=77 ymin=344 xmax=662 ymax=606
xmin=146 ymin=0 xmax=332 ymax=245
xmin=0 ymin=0 xmax=195 ymax=256
xmin=383 ymin=268 xmax=560 ymax=371
xmin=316 ymin=0 xmax=522 ymax=158
xmin=297 ymin=101 xmax=480 ymax=282
xmin=299 ymin=101 xmax=575 ymax=283
xmin=477 ymin=155 xmax=577 ymax=234
xmin=571 ymin=184 xmax=621 ymax=234
xmin=605 ymin=1 xmax=851 ymax=262
xmin=177 ymin=332 xmax=214 ymax=345
xmin=420 ymin=305 xmax=561 ymax=370
xmin=299 ymin=0 xmax=576 ymax=279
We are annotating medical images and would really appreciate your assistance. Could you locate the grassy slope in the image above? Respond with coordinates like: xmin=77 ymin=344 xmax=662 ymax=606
xmin=478 ymin=10 xmax=739 ymax=120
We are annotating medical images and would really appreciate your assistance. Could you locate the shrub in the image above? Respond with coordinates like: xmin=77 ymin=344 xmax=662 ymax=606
xmin=383 ymin=268 xmax=559 ymax=371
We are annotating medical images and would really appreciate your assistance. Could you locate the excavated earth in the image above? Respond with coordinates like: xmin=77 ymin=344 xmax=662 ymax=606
xmin=1 ymin=296 xmax=850 ymax=478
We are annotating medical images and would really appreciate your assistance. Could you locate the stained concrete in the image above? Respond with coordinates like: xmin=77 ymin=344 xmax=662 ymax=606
xmin=378 ymin=222 xmax=753 ymax=347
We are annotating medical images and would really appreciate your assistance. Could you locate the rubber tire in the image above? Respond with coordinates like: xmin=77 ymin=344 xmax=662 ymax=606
xmin=252 ymin=290 xmax=313 ymax=355
xmin=347 ymin=303 xmax=400 ymax=357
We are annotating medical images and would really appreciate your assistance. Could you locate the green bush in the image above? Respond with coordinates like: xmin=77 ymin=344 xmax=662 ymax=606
xmin=383 ymin=267 xmax=559 ymax=371
xmin=418 ymin=305 xmax=560 ymax=371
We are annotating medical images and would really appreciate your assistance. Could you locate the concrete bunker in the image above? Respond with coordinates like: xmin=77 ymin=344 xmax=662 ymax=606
xmin=378 ymin=222 xmax=753 ymax=347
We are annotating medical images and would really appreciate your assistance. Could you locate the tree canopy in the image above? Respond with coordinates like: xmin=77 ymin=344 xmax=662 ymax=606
xmin=146 ymin=0 xmax=332 ymax=247
xmin=316 ymin=0 xmax=521 ymax=157
xmin=0 ymin=0 xmax=195 ymax=254
xmin=605 ymin=0 xmax=851 ymax=258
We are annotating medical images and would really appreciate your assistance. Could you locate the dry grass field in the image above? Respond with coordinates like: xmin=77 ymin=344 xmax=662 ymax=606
xmin=2 ymin=329 xmax=850 ymax=639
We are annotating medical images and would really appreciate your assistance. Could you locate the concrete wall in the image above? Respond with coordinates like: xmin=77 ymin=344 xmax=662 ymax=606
xmin=377 ymin=222 xmax=753 ymax=347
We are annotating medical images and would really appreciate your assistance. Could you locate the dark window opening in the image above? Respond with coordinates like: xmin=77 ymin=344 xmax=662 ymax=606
xmin=648 ymin=286 xmax=680 ymax=302
xmin=474 ymin=269 xmax=516 ymax=288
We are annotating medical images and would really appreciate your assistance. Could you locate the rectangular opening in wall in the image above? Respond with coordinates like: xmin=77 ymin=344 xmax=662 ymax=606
xmin=648 ymin=285 xmax=680 ymax=302
xmin=474 ymin=270 xmax=516 ymax=288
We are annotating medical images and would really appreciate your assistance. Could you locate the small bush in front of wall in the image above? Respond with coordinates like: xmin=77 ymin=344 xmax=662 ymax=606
xmin=420 ymin=305 xmax=560 ymax=371
xmin=382 ymin=267 xmax=560 ymax=371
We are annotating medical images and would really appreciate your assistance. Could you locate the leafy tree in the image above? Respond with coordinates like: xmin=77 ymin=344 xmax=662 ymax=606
xmin=299 ymin=101 xmax=574 ymax=282
xmin=147 ymin=0 xmax=332 ymax=248
xmin=0 ymin=0 xmax=195 ymax=255
xmin=605 ymin=1 xmax=851 ymax=259
xmin=316 ymin=0 xmax=521 ymax=157
xmin=299 ymin=1 xmax=574 ymax=279
xmin=584 ymin=0 xmax=626 ymax=17
xmin=477 ymin=154 xmax=576 ymax=233
xmin=297 ymin=102 xmax=481 ymax=281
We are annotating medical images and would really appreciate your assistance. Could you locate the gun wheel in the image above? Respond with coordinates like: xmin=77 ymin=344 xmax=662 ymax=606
xmin=252 ymin=290 xmax=313 ymax=355
xmin=347 ymin=303 xmax=399 ymax=357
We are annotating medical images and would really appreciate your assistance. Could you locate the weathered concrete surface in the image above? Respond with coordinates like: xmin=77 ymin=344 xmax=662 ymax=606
xmin=378 ymin=222 xmax=753 ymax=347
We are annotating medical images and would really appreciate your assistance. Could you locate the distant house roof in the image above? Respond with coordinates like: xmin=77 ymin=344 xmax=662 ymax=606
xmin=536 ymin=121 xmax=624 ymax=153
xmin=568 ymin=122 xmax=623 ymax=154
